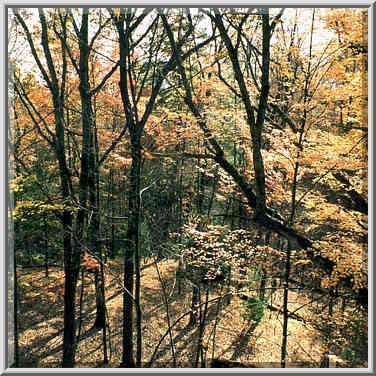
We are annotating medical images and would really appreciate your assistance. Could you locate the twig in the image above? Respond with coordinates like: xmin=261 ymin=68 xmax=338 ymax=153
xmin=154 ymin=261 xmax=176 ymax=367
xmin=146 ymin=293 xmax=232 ymax=367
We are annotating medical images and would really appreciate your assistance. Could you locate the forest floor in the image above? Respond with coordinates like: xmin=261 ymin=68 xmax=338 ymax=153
xmin=16 ymin=258 xmax=362 ymax=368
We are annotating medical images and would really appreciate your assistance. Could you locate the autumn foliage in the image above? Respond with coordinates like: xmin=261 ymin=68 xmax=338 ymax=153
xmin=9 ymin=7 xmax=368 ymax=369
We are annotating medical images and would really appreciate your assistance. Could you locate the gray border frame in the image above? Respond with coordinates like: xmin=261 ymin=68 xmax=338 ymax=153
xmin=1 ymin=1 xmax=374 ymax=375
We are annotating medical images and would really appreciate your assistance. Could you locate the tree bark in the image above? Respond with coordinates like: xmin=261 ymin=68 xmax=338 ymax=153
xmin=121 ymin=137 xmax=142 ymax=367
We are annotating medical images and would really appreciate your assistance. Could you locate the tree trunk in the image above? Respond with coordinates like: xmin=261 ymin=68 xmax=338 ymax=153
xmin=213 ymin=9 xmax=271 ymax=219
xmin=62 ymin=211 xmax=78 ymax=368
xmin=44 ymin=216 xmax=49 ymax=278
xmin=55 ymin=106 xmax=78 ymax=367
xmin=258 ymin=268 xmax=267 ymax=302
xmin=109 ymin=167 xmax=116 ymax=259
xmin=13 ymin=254 xmax=19 ymax=367
xmin=121 ymin=138 xmax=142 ymax=367
xmin=90 ymin=129 xmax=106 ymax=330
xmin=281 ymin=241 xmax=292 ymax=368
xmin=189 ymin=284 xmax=200 ymax=327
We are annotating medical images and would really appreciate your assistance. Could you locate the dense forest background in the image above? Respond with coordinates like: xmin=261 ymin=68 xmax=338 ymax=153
xmin=8 ymin=7 xmax=368 ymax=368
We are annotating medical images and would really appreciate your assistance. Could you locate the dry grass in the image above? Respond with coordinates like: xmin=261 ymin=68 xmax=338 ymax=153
xmin=16 ymin=258 xmax=352 ymax=368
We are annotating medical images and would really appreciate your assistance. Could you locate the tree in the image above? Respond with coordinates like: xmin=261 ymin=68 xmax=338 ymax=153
xmin=161 ymin=7 xmax=367 ymax=309
xmin=13 ymin=8 xmax=119 ymax=366
xmin=13 ymin=9 xmax=78 ymax=366
xmin=109 ymin=7 xmax=216 ymax=366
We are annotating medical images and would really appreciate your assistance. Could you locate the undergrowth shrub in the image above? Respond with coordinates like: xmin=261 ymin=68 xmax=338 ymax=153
xmin=241 ymin=296 xmax=265 ymax=324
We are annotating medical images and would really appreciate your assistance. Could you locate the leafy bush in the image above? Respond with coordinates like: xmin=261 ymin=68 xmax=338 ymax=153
xmin=341 ymin=346 xmax=356 ymax=362
xmin=241 ymin=296 xmax=265 ymax=324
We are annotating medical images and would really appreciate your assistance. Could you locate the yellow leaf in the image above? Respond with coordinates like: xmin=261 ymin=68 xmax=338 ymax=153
xmin=294 ymin=259 xmax=312 ymax=266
